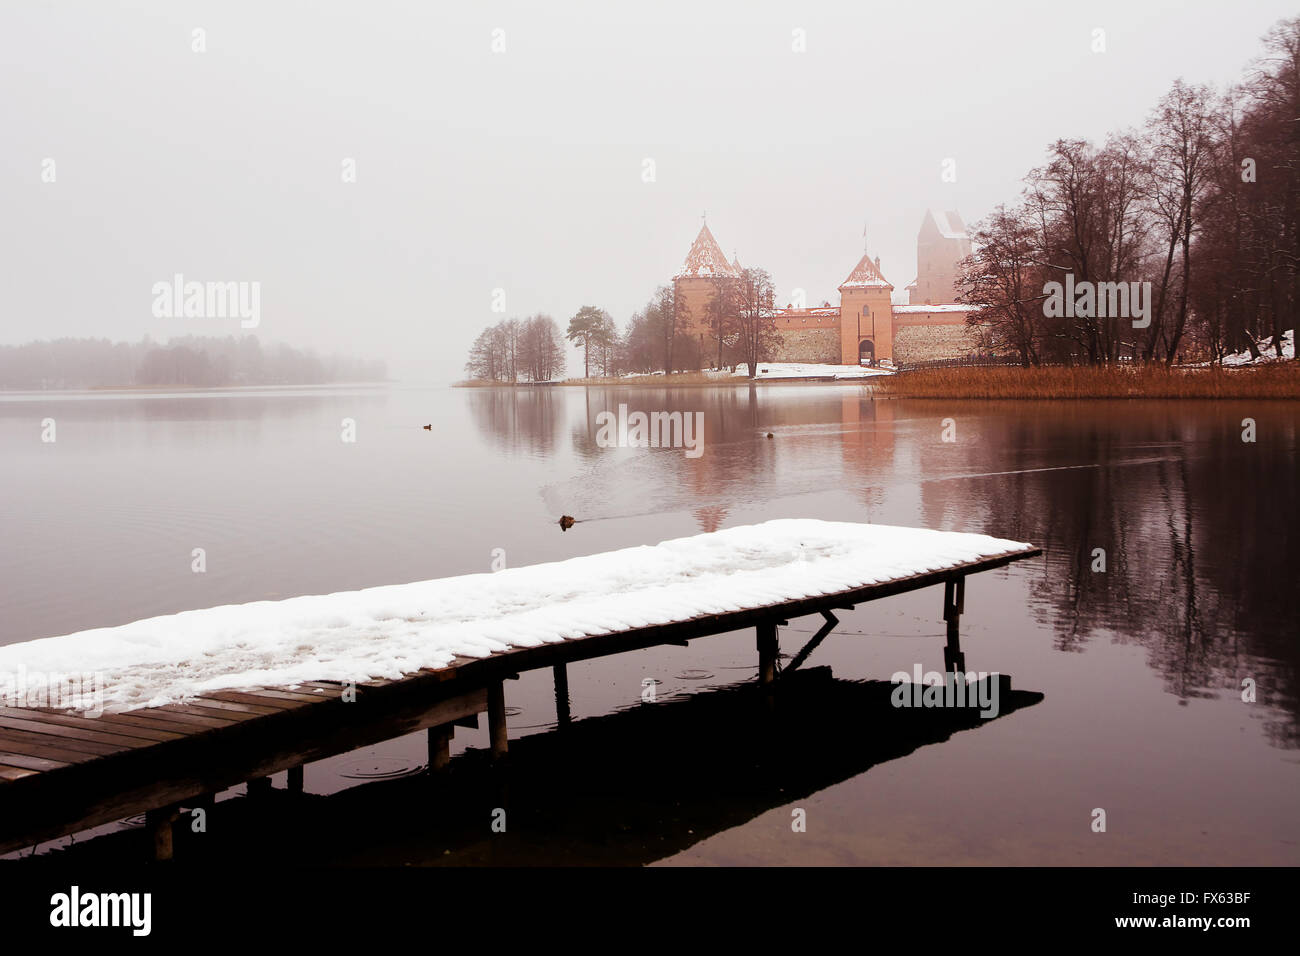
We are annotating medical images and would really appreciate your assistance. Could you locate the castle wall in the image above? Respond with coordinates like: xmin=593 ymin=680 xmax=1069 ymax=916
xmin=892 ymin=323 xmax=982 ymax=364
xmin=773 ymin=311 xmax=838 ymax=330
xmin=773 ymin=326 xmax=841 ymax=364
xmin=771 ymin=319 xmax=978 ymax=366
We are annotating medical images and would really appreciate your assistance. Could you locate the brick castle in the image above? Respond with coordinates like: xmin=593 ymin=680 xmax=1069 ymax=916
xmin=673 ymin=210 xmax=981 ymax=367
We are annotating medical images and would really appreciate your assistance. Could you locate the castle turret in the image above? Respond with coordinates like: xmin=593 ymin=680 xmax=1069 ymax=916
xmin=673 ymin=223 xmax=741 ymax=365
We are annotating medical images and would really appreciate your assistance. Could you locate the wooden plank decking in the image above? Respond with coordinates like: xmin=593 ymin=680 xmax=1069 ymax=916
xmin=0 ymin=543 xmax=1040 ymax=857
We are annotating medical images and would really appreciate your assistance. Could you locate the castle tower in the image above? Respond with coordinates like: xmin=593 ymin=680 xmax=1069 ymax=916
xmin=838 ymin=253 xmax=894 ymax=365
xmin=912 ymin=209 xmax=972 ymax=305
xmin=673 ymin=222 xmax=741 ymax=367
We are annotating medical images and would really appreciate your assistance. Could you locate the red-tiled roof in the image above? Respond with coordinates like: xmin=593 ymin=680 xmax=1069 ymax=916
xmin=839 ymin=253 xmax=893 ymax=291
xmin=676 ymin=224 xmax=741 ymax=279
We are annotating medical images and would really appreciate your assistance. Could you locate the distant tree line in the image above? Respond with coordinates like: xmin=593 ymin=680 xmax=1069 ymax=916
xmin=464 ymin=267 xmax=782 ymax=382
xmin=0 ymin=335 xmax=388 ymax=389
xmin=961 ymin=16 xmax=1300 ymax=365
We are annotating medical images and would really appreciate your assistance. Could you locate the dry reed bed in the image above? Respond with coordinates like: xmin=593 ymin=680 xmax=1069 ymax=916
xmin=873 ymin=364 xmax=1300 ymax=400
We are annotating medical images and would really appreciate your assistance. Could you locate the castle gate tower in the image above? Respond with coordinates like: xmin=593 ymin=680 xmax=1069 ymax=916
xmin=838 ymin=253 xmax=894 ymax=365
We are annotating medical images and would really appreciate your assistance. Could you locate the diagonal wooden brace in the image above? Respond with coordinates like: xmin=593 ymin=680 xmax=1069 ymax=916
xmin=784 ymin=610 xmax=840 ymax=676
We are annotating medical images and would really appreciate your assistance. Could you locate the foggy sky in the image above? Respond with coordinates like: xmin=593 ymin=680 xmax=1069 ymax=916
xmin=1 ymin=0 xmax=1292 ymax=382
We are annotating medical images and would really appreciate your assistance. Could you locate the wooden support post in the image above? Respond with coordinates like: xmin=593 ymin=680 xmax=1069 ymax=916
xmin=943 ymin=577 xmax=966 ymax=675
xmin=487 ymin=680 xmax=508 ymax=760
xmin=428 ymin=725 xmax=452 ymax=772
xmin=287 ymin=764 xmax=304 ymax=794
xmin=757 ymin=621 xmax=779 ymax=687
xmin=146 ymin=804 xmax=180 ymax=862
xmin=553 ymin=663 xmax=571 ymax=728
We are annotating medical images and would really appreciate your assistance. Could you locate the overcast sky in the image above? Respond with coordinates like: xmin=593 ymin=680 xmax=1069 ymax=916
xmin=1 ymin=0 xmax=1293 ymax=382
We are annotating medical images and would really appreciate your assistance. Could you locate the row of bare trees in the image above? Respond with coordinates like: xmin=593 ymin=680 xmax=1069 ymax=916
xmin=465 ymin=315 xmax=566 ymax=382
xmin=961 ymin=16 xmax=1299 ymax=365
xmin=466 ymin=268 xmax=784 ymax=381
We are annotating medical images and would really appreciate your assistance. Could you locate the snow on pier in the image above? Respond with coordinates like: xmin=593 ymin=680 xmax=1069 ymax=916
xmin=0 ymin=520 xmax=1033 ymax=714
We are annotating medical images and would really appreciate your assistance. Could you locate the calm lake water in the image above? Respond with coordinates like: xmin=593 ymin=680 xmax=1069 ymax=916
xmin=1 ymin=383 xmax=1297 ymax=864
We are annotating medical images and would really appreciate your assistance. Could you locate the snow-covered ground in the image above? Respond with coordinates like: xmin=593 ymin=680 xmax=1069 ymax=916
xmin=604 ymin=364 xmax=893 ymax=381
xmin=740 ymin=362 xmax=894 ymax=379
xmin=0 ymin=520 xmax=1030 ymax=713
xmin=1219 ymin=330 xmax=1294 ymax=366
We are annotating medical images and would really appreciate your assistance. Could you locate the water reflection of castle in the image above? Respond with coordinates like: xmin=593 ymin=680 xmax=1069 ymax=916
xmin=673 ymin=211 xmax=980 ymax=367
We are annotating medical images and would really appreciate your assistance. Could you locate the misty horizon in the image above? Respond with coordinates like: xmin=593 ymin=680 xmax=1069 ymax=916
xmin=2 ymin=0 xmax=1295 ymax=384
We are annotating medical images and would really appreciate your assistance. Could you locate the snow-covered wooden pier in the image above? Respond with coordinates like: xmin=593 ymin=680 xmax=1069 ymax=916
xmin=0 ymin=520 xmax=1040 ymax=859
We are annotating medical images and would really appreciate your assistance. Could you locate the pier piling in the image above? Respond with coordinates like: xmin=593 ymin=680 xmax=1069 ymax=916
xmin=487 ymin=681 xmax=508 ymax=760
xmin=757 ymin=621 xmax=779 ymax=686
xmin=146 ymin=804 xmax=180 ymax=862
xmin=553 ymin=663 xmax=571 ymax=728
xmin=428 ymin=726 xmax=452 ymax=772
xmin=943 ymin=577 xmax=966 ymax=673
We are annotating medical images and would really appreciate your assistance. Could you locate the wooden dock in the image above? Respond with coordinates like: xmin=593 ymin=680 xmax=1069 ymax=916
xmin=0 ymin=542 xmax=1039 ymax=859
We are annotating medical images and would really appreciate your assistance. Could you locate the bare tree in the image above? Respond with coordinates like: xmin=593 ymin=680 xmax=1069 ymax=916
xmin=733 ymin=268 xmax=780 ymax=374
xmin=517 ymin=314 xmax=566 ymax=382
xmin=1143 ymin=80 xmax=1217 ymax=363
xmin=705 ymin=276 xmax=739 ymax=369
xmin=464 ymin=327 xmax=500 ymax=381
xmin=958 ymin=204 xmax=1045 ymax=366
